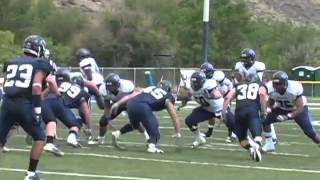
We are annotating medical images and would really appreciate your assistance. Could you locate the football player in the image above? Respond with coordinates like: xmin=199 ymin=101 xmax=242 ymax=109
xmin=0 ymin=35 xmax=52 ymax=180
xmin=223 ymin=73 xmax=263 ymax=161
xmin=76 ymin=48 xmax=104 ymax=109
xmin=260 ymin=71 xmax=320 ymax=152
xmin=111 ymin=80 xmax=181 ymax=153
xmin=88 ymin=73 xmax=140 ymax=144
xmin=200 ymin=63 xmax=236 ymax=142
xmin=185 ymin=71 xmax=224 ymax=148
xmin=234 ymin=48 xmax=278 ymax=143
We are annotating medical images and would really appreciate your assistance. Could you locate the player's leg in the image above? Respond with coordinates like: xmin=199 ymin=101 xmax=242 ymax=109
xmin=51 ymin=99 xmax=81 ymax=147
xmin=0 ymin=106 xmax=16 ymax=154
xmin=204 ymin=118 xmax=215 ymax=137
xmin=224 ymin=109 xmax=237 ymax=143
xmin=270 ymin=123 xmax=278 ymax=144
xmin=92 ymin=109 xmax=123 ymax=145
xmin=136 ymin=105 xmax=162 ymax=153
xmin=42 ymin=99 xmax=64 ymax=156
xmin=262 ymin=108 xmax=283 ymax=152
xmin=294 ymin=106 xmax=320 ymax=144
xmin=236 ymin=108 xmax=262 ymax=161
xmin=18 ymin=102 xmax=46 ymax=179
xmin=185 ymin=107 xmax=214 ymax=147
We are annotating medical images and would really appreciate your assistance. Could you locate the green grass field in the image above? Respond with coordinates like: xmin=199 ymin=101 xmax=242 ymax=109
xmin=1 ymin=98 xmax=320 ymax=180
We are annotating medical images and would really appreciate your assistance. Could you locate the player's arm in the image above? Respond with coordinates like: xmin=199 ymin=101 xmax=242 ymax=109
xmin=222 ymin=88 xmax=236 ymax=113
xmin=258 ymin=85 xmax=269 ymax=115
xmin=205 ymin=87 xmax=222 ymax=100
xmin=83 ymin=69 xmax=93 ymax=81
xmin=79 ymin=100 xmax=92 ymax=130
xmin=103 ymin=99 xmax=112 ymax=118
xmin=84 ymin=79 xmax=98 ymax=90
xmin=46 ymin=74 xmax=59 ymax=95
xmin=113 ymin=91 xmax=141 ymax=107
xmin=289 ymin=95 xmax=305 ymax=118
xmin=32 ymin=70 xmax=46 ymax=121
xmin=84 ymin=79 xmax=104 ymax=109
xmin=256 ymin=63 xmax=265 ymax=82
xmin=165 ymin=99 xmax=181 ymax=137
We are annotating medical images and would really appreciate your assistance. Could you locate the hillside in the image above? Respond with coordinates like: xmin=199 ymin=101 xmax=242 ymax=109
xmin=54 ymin=0 xmax=320 ymax=27
xmin=246 ymin=0 xmax=320 ymax=27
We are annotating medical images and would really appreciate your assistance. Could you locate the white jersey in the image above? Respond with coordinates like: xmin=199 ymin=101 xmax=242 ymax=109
xmin=191 ymin=79 xmax=224 ymax=113
xmin=266 ymin=80 xmax=306 ymax=111
xmin=79 ymin=57 xmax=104 ymax=85
xmin=234 ymin=61 xmax=265 ymax=81
xmin=99 ymin=79 xmax=134 ymax=102
xmin=213 ymin=71 xmax=233 ymax=96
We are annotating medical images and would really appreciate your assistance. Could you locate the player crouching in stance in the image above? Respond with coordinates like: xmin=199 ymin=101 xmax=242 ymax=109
xmin=111 ymin=80 xmax=181 ymax=153
xmin=223 ymin=73 xmax=263 ymax=161
xmin=185 ymin=71 xmax=224 ymax=148
xmin=260 ymin=71 xmax=320 ymax=152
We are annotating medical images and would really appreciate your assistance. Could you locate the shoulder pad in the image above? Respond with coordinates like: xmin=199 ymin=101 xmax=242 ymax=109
xmin=35 ymin=59 xmax=53 ymax=75
xmin=253 ymin=61 xmax=266 ymax=71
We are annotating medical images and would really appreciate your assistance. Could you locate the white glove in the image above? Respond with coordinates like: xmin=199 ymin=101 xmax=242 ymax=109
xmin=276 ymin=114 xmax=289 ymax=122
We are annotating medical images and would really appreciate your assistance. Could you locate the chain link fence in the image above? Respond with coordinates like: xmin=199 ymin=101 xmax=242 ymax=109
xmin=67 ymin=67 xmax=277 ymax=89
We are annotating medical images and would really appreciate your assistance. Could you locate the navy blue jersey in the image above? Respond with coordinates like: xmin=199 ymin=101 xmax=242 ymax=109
xmin=3 ymin=56 xmax=52 ymax=99
xmin=58 ymin=82 xmax=90 ymax=108
xmin=131 ymin=86 xmax=175 ymax=111
xmin=235 ymin=82 xmax=261 ymax=110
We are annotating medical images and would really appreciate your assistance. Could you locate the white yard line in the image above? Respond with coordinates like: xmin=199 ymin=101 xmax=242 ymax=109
xmin=0 ymin=168 xmax=160 ymax=180
xmin=5 ymin=148 xmax=317 ymax=174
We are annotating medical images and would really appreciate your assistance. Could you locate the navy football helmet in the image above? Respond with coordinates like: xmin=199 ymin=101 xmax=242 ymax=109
xmin=240 ymin=48 xmax=255 ymax=68
xmin=55 ymin=69 xmax=71 ymax=84
xmin=23 ymin=35 xmax=46 ymax=57
xmin=190 ymin=71 xmax=206 ymax=91
xmin=158 ymin=80 xmax=172 ymax=93
xmin=105 ymin=73 xmax=121 ymax=93
xmin=200 ymin=62 xmax=215 ymax=79
xmin=246 ymin=73 xmax=261 ymax=83
xmin=76 ymin=48 xmax=92 ymax=60
xmin=272 ymin=71 xmax=288 ymax=94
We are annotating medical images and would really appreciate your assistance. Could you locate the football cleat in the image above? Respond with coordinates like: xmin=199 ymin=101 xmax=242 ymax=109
xmin=24 ymin=172 xmax=44 ymax=180
xmin=261 ymin=142 xmax=275 ymax=153
xmin=88 ymin=136 xmax=105 ymax=145
xmin=192 ymin=134 xmax=206 ymax=148
xmin=67 ymin=133 xmax=81 ymax=148
xmin=273 ymin=138 xmax=278 ymax=145
xmin=111 ymin=130 xmax=125 ymax=150
xmin=44 ymin=143 xmax=64 ymax=157
xmin=225 ymin=136 xmax=237 ymax=143
xmin=147 ymin=143 xmax=164 ymax=153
